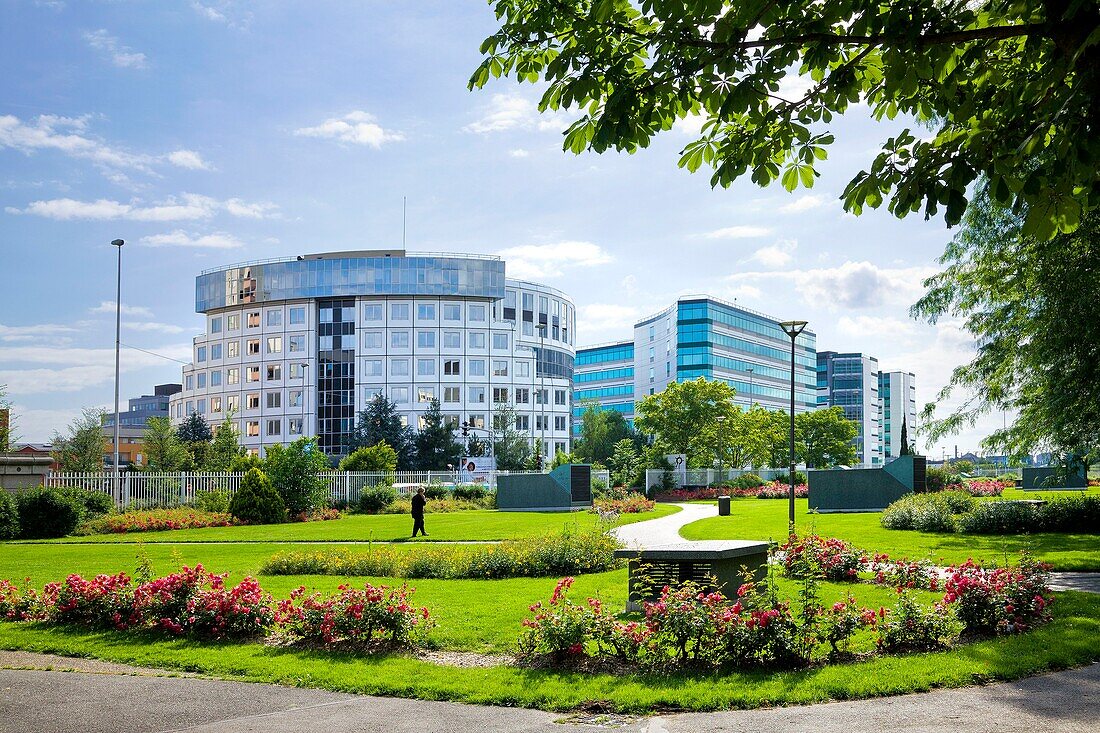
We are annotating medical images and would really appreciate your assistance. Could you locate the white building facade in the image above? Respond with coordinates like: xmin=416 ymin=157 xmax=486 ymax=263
xmin=170 ymin=250 xmax=575 ymax=461
xmin=879 ymin=370 xmax=917 ymax=459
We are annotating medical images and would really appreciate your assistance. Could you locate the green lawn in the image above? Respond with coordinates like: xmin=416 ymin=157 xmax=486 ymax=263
xmin=678 ymin=498 xmax=1100 ymax=570
xmin=17 ymin=505 xmax=679 ymax=544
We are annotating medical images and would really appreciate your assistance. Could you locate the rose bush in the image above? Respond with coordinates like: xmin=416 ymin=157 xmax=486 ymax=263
xmin=942 ymin=554 xmax=1053 ymax=635
xmin=778 ymin=533 xmax=867 ymax=581
xmin=277 ymin=582 xmax=431 ymax=646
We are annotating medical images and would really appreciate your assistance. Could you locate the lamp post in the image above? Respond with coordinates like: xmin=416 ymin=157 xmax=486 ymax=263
xmin=111 ymin=239 xmax=124 ymax=484
xmin=536 ymin=322 xmax=547 ymax=468
xmin=299 ymin=362 xmax=309 ymax=439
xmin=779 ymin=320 xmax=808 ymax=531
xmin=714 ymin=414 xmax=726 ymax=482
xmin=747 ymin=367 xmax=754 ymax=407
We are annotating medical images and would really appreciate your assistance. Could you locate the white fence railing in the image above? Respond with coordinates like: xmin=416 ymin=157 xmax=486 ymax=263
xmin=44 ymin=468 xmax=612 ymax=511
xmin=643 ymin=468 xmax=790 ymax=492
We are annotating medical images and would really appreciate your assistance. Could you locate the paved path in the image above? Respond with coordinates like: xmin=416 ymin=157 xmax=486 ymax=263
xmin=612 ymin=502 xmax=716 ymax=547
xmin=0 ymin=651 xmax=1097 ymax=732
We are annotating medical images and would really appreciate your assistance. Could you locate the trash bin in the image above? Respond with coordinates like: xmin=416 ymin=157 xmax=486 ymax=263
xmin=717 ymin=495 xmax=731 ymax=516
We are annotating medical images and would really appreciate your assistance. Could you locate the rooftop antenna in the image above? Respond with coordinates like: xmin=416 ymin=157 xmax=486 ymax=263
xmin=402 ymin=196 xmax=407 ymax=250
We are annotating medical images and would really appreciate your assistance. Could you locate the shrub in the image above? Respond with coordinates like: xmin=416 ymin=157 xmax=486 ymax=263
xmin=590 ymin=477 xmax=609 ymax=498
xmin=356 ymin=484 xmax=398 ymax=514
xmin=193 ymin=490 xmax=231 ymax=514
xmin=1037 ymin=495 xmax=1100 ymax=533
xmin=942 ymin=554 xmax=1054 ymax=634
xmin=381 ymin=496 xmax=491 ymax=513
xmin=263 ymin=438 xmax=330 ymax=515
xmin=58 ymin=487 xmax=115 ymax=518
xmin=277 ymin=582 xmax=432 ymax=646
xmin=956 ymin=478 xmax=1011 ymax=497
xmin=772 ymin=471 xmax=808 ymax=486
xmin=50 ymin=572 xmax=139 ymax=631
xmin=875 ymin=591 xmax=960 ymax=652
xmin=0 ymin=579 xmax=46 ymax=621
xmin=338 ymin=442 xmax=398 ymax=472
xmin=591 ymin=495 xmax=655 ymax=514
xmin=924 ymin=466 xmax=962 ymax=493
xmin=174 ymin=576 xmax=275 ymax=638
xmin=423 ymin=481 xmax=448 ymax=500
xmin=229 ymin=468 xmax=286 ymax=524
xmin=778 ymin=533 xmax=866 ymax=581
xmin=452 ymin=483 xmax=488 ymax=501
xmin=755 ymin=482 xmax=809 ymax=499
xmin=16 ymin=488 xmax=84 ymax=539
xmin=880 ymin=492 xmax=973 ymax=532
xmin=955 ymin=500 xmax=1038 ymax=534
xmin=869 ymin=556 xmax=940 ymax=591
xmin=0 ymin=491 xmax=19 ymax=540
xmin=730 ymin=473 xmax=765 ymax=489
xmin=78 ymin=508 xmax=236 ymax=535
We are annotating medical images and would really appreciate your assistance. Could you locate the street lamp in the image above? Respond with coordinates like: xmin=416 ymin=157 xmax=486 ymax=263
xmin=111 ymin=239 xmax=124 ymax=484
xmin=747 ymin=367 xmax=754 ymax=407
xmin=779 ymin=320 xmax=808 ymax=531
xmin=536 ymin=322 xmax=547 ymax=468
xmin=714 ymin=414 xmax=726 ymax=481
xmin=299 ymin=363 xmax=310 ymax=439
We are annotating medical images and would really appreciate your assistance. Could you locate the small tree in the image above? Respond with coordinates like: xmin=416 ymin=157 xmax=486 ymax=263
xmin=609 ymin=439 xmax=640 ymax=488
xmin=229 ymin=468 xmax=286 ymax=524
xmin=550 ymin=449 xmax=573 ymax=470
xmin=263 ymin=438 xmax=330 ymax=515
xmin=177 ymin=411 xmax=213 ymax=467
xmin=796 ymin=407 xmax=859 ymax=468
xmin=491 ymin=402 xmax=532 ymax=471
xmin=414 ymin=399 xmax=462 ymax=470
xmin=349 ymin=394 xmax=416 ymax=469
xmin=51 ymin=408 xmax=110 ymax=472
xmin=205 ymin=415 xmax=245 ymax=471
xmin=339 ymin=442 xmax=398 ymax=472
xmin=635 ymin=378 xmax=740 ymax=463
xmin=143 ymin=417 xmax=192 ymax=472
xmin=899 ymin=420 xmax=912 ymax=457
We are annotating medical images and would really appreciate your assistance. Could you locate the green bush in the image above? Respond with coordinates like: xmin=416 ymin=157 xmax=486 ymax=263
xmin=730 ymin=473 xmax=765 ymax=489
xmin=339 ymin=442 xmax=398 ymax=472
xmin=356 ymin=484 xmax=398 ymax=514
xmin=263 ymin=438 xmax=330 ymax=515
xmin=954 ymin=496 xmax=1100 ymax=534
xmin=590 ymin=477 xmax=609 ymax=498
xmin=382 ymin=496 xmax=493 ymax=514
xmin=0 ymin=491 xmax=20 ymax=539
xmin=423 ymin=481 xmax=448 ymax=500
xmin=16 ymin=488 xmax=84 ymax=538
xmin=263 ymin=527 xmax=621 ymax=579
xmin=772 ymin=471 xmax=808 ymax=486
xmin=452 ymin=483 xmax=488 ymax=501
xmin=881 ymin=492 xmax=973 ymax=532
xmin=193 ymin=490 xmax=231 ymax=514
xmin=229 ymin=468 xmax=286 ymax=524
xmin=58 ymin=487 xmax=115 ymax=518
xmin=1038 ymin=495 xmax=1100 ymax=533
xmin=924 ymin=466 xmax=962 ymax=493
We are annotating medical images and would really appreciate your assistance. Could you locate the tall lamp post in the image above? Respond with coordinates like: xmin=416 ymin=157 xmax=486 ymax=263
xmin=747 ymin=367 xmax=754 ymax=406
xmin=779 ymin=320 xmax=808 ymax=531
xmin=111 ymin=239 xmax=124 ymax=484
xmin=536 ymin=322 xmax=547 ymax=468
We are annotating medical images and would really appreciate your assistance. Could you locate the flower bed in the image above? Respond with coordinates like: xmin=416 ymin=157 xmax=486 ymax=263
xmin=948 ymin=478 xmax=1011 ymax=497
xmin=942 ymin=554 xmax=1053 ymax=634
xmin=655 ymin=482 xmax=808 ymax=502
xmin=778 ymin=533 xmax=867 ymax=581
xmin=76 ymin=508 xmax=237 ymax=535
xmin=277 ymin=582 xmax=432 ymax=645
xmin=590 ymin=495 xmax=655 ymax=515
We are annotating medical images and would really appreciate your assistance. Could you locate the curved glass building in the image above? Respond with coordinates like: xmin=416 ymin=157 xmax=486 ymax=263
xmin=170 ymin=250 xmax=576 ymax=460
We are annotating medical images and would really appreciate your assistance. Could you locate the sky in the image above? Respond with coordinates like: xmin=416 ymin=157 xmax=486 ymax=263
xmin=0 ymin=1 xmax=997 ymax=457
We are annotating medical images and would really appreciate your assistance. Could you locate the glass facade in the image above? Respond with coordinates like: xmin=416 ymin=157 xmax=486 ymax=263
xmin=317 ymin=298 xmax=355 ymax=456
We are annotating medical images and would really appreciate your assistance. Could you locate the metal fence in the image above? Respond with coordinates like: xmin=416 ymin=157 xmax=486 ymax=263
xmin=642 ymin=468 xmax=789 ymax=492
xmin=44 ymin=468 xmax=611 ymax=511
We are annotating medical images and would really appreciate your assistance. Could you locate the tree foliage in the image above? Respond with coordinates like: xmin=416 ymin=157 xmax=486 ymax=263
xmin=142 ymin=416 xmax=192 ymax=472
xmin=204 ymin=415 xmax=245 ymax=472
xmin=609 ymin=438 xmax=641 ymax=487
xmin=472 ymin=0 xmax=1100 ymax=238
xmin=176 ymin=411 xmax=213 ymax=467
xmin=913 ymin=186 xmax=1100 ymax=460
xmin=572 ymin=402 xmax=642 ymax=465
xmin=51 ymin=408 xmax=109 ymax=472
xmin=492 ymin=402 xmax=533 ymax=470
xmin=263 ymin=438 xmax=330 ymax=515
xmin=635 ymin=378 xmax=740 ymax=460
xmin=414 ymin=398 xmax=463 ymax=470
xmin=796 ymin=407 xmax=859 ymax=468
xmin=339 ymin=442 xmax=398 ymax=472
xmin=707 ymin=405 xmax=786 ymax=470
xmin=349 ymin=394 xmax=417 ymax=469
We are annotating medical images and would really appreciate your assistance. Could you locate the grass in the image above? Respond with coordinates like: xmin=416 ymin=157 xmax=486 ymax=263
xmin=0 ymin=590 xmax=1097 ymax=712
xmin=678 ymin=498 xmax=1100 ymax=570
xmin=14 ymin=504 xmax=679 ymax=544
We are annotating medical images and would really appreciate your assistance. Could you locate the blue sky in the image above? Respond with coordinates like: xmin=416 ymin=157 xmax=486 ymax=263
xmin=0 ymin=1 xmax=991 ymax=456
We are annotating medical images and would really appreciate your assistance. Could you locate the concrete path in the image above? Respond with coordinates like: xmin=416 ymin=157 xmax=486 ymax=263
xmin=0 ymin=651 xmax=1097 ymax=732
xmin=612 ymin=502 xmax=716 ymax=547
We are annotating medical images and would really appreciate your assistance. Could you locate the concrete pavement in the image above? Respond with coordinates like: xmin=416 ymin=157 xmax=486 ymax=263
xmin=612 ymin=502 xmax=716 ymax=547
xmin=1 ymin=652 xmax=1097 ymax=732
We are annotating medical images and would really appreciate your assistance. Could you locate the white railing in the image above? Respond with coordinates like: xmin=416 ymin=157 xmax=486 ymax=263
xmin=642 ymin=468 xmax=789 ymax=492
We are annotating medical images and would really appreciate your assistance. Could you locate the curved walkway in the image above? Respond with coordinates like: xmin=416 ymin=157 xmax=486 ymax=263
xmin=612 ymin=502 xmax=716 ymax=547
xmin=0 ymin=651 xmax=1096 ymax=732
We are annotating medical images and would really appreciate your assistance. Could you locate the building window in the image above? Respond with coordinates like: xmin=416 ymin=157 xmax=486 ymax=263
xmin=516 ymin=362 xmax=530 ymax=377
xmin=227 ymin=341 xmax=239 ymax=358
xmin=469 ymin=332 xmax=486 ymax=349
xmin=515 ymin=388 xmax=530 ymax=404
xmin=210 ymin=397 xmax=221 ymax=413
xmin=288 ymin=418 xmax=303 ymax=435
xmin=363 ymin=303 xmax=382 ymax=321
xmin=492 ymin=332 xmax=509 ymax=350
xmin=443 ymin=386 xmax=460 ymax=403
xmin=246 ymin=421 xmax=260 ymax=437
xmin=266 ymin=391 xmax=281 ymax=409
xmin=417 ymin=331 xmax=436 ymax=349
xmin=246 ymin=393 xmax=260 ymax=410
xmin=418 ymin=387 xmax=435 ymax=403
xmin=266 ymin=364 xmax=281 ymax=381
xmin=536 ymin=415 xmax=548 ymax=431
xmin=266 ymin=419 xmax=281 ymax=436
xmin=443 ymin=304 xmax=461 ymax=321
xmin=363 ymin=359 xmax=382 ymax=377
xmin=649 ymin=325 xmax=655 ymax=340
xmin=468 ymin=413 xmax=485 ymax=429
xmin=227 ymin=395 xmax=240 ymax=412
xmin=289 ymin=306 xmax=305 ymax=325
xmin=289 ymin=363 xmax=306 ymax=379
xmin=391 ymin=386 xmax=409 ymax=404
xmin=210 ymin=371 xmax=221 ymax=387
xmin=469 ymin=386 xmax=485 ymax=404
xmin=516 ymin=415 xmax=529 ymax=430
xmin=493 ymin=387 xmax=508 ymax=404
xmin=247 ymin=312 xmax=260 ymax=328
xmin=444 ymin=359 xmax=460 ymax=376
xmin=197 ymin=346 xmax=207 ymax=362
xmin=391 ymin=331 xmax=409 ymax=348
xmin=196 ymin=373 xmax=207 ymax=388
xmin=247 ymin=366 xmax=260 ymax=382
xmin=535 ymin=388 xmax=548 ymax=405
xmin=227 ymin=368 xmax=240 ymax=385
xmin=186 ymin=401 xmax=193 ymax=414
xmin=523 ymin=320 xmax=534 ymax=336
xmin=417 ymin=359 xmax=435 ymax=376
xmin=267 ymin=336 xmax=282 ymax=354
xmin=288 ymin=335 xmax=305 ymax=352
xmin=211 ymin=343 xmax=222 ymax=360
xmin=468 ymin=304 xmax=486 ymax=322
xmin=492 ymin=360 xmax=509 ymax=376
xmin=469 ymin=359 xmax=485 ymax=376
xmin=267 ymin=310 xmax=282 ymax=326
xmin=391 ymin=359 xmax=409 ymax=377
xmin=210 ymin=317 xmax=222 ymax=334
xmin=227 ymin=314 xmax=240 ymax=331
xmin=417 ymin=303 xmax=436 ymax=321
xmin=247 ymin=339 xmax=260 ymax=355
xmin=197 ymin=398 xmax=206 ymax=414
xmin=185 ymin=375 xmax=193 ymax=390
xmin=289 ymin=390 xmax=303 ymax=408
xmin=649 ymin=346 xmax=655 ymax=362
xmin=363 ymin=332 xmax=382 ymax=349
xmin=443 ymin=331 xmax=461 ymax=348
xmin=555 ymin=416 xmax=567 ymax=431
xmin=390 ymin=303 xmax=410 ymax=321
xmin=555 ymin=389 xmax=567 ymax=405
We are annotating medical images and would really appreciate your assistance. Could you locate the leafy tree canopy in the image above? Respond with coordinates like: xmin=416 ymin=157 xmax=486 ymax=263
xmin=204 ymin=415 xmax=245 ymax=472
xmin=349 ymin=394 xmax=417 ymax=469
xmin=340 ymin=442 xmax=399 ymax=472
xmin=263 ymin=438 xmax=330 ymax=515
xmin=142 ymin=416 xmax=191 ymax=472
xmin=635 ymin=377 xmax=739 ymax=460
xmin=414 ymin=398 xmax=463 ymax=470
xmin=492 ymin=402 xmax=533 ymax=470
xmin=572 ymin=401 xmax=642 ymax=465
xmin=472 ymin=0 xmax=1100 ymax=238
xmin=51 ymin=408 xmax=109 ymax=472
xmin=913 ymin=183 xmax=1100 ymax=460
xmin=796 ymin=406 xmax=859 ymax=468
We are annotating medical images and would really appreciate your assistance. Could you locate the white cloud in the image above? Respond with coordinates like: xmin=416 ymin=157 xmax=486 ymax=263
xmin=83 ymin=29 xmax=147 ymax=69
xmin=8 ymin=405 xmax=84 ymax=444
xmin=498 ymin=241 xmax=613 ymax=280
xmin=509 ymin=148 xmax=530 ymax=158
xmin=294 ymin=111 xmax=404 ymax=149
xmin=191 ymin=1 xmax=252 ymax=29
xmin=0 ymin=323 xmax=80 ymax=342
xmin=673 ymin=113 xmax=707 ymax=136
xmin=747 ymin=239 xmax=798 ymax=268
xmin=726 ymin=260 xmax=937 ymax=310
xmin=139 ymin=230 xmax=245 ymax=249
xmin=702 ymin=225 xmax=772 ymax=239
xmin=123 ymin=321 xmax=186 ymax=334
xmin=576 ymin=304 xmax=641 ymax=343
xmin=9 ymin=193 xmax=277 ymax=221
xmin=463 ymin=92 xmax=568 ymax=134
xmin=778 ymin=194 xmax=825 ymax=213
xmin=0 ymin=342 xmax=191 ymax=396
xmin=89 ymin=301 xmax=154 ymax=318
xmin=836 ymin=315 xmax=918 ymax=339
xmin=166 ymin=149 xmax=213 ymax=170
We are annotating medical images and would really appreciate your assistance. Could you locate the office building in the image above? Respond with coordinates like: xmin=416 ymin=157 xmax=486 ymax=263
xmin=816 ymin=351 xmax=884 ymax=466
xmin=879 ymin=370 xmax=917 ymax=459
xmin=170 ymin=250 xmax=575 ymax=460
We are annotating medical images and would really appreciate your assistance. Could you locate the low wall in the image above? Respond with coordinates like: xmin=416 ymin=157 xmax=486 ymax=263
xmin=808 ymin=456 xmax=918 ymax=513
xmin=0 ymin=454 xmax=53 ymax=493
xmin=1021 ymin=466 xmax=1088 ymax=490
xmin=496 ymin=464 xmax=593 ymax=511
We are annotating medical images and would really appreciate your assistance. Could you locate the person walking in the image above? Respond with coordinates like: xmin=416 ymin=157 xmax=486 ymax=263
xmin=411 ymin=486 xmax=428 ymax=537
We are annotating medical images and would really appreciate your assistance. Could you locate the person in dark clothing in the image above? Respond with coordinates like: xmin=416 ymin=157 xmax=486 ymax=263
xmin=411 ymin=486 xmax=428 ymax=537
